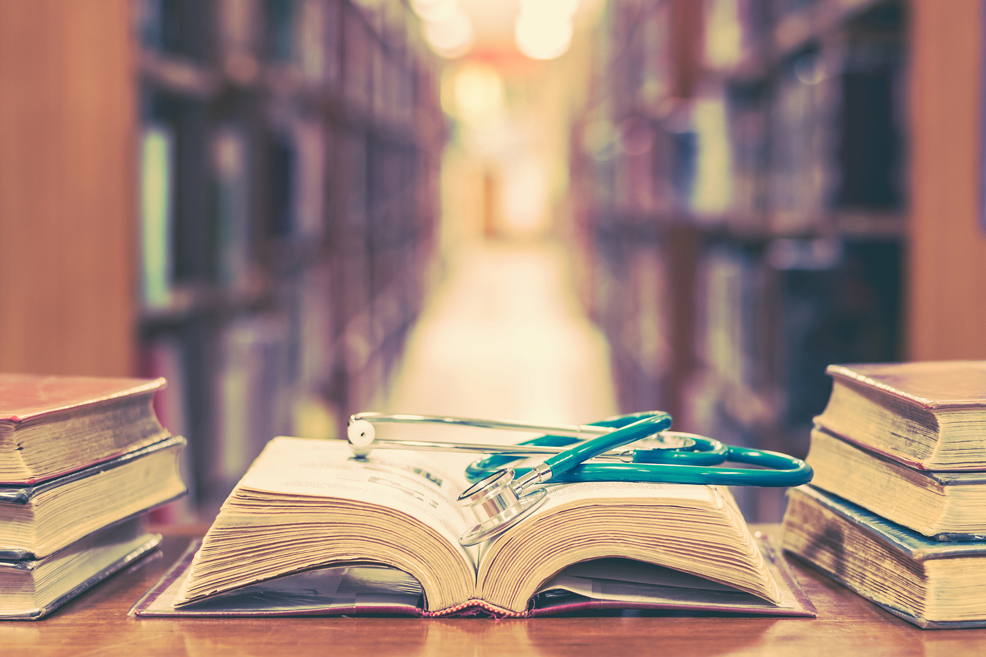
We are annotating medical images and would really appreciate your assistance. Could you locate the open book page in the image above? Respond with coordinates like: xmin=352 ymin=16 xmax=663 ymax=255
xmin=174 ymin=437 xmax=479 ymax=611
xmin=476 ymin=481 xmax=780 ymax=613
xmin=530 ymin=536 xmax=810 ymax=616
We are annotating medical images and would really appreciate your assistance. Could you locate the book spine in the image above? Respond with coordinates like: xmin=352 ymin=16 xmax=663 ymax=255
xmin=140 ymin=123 xmax=175 ymax=309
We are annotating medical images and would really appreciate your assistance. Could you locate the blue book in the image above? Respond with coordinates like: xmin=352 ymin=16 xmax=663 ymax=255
xmin=783 ymin=485 xmax=986 ymax=629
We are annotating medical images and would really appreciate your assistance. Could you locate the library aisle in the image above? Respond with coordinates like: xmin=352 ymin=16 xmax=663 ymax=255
xmin=383 ymin=240 xmax=617 ymax=434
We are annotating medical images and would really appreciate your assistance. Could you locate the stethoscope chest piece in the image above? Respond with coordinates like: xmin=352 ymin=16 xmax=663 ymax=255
xmin=457 ymin=469 xmax=548 ymax=547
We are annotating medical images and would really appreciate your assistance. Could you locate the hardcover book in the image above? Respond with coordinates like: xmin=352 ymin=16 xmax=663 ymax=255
xmin=815 ymin=361 xmax=986 ymax=471
xmin=0 ymin=374 xmax=171 ymax=485
xmin=806 ymin=426 xmax=986 ymax=540
xmin=137 ymin=437 xmax=814 ymax=618
xmin=783 ymin=485 xmax=986 ymax=629
xmin=0 ymin=517 xmax=160 ymax=620
xmin=0 ymin=435 xmax=187 ymax=560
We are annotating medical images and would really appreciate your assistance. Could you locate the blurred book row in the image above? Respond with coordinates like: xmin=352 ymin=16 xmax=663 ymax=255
xmin=568 ymin=0 xmax=904 ymax=521
xmin=135 ymin=0 xmax=445 ymax=514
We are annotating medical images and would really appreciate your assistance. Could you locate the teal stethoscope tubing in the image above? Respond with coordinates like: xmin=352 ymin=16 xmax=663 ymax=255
xmin=464 ymin=411 xmax=813 ymax=488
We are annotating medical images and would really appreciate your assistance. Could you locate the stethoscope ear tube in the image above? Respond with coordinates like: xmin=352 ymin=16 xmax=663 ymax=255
xmin=350 ymin=410 xmax=813 ymax=488
xmin=463 ymin=414 xmax=716 ymax=480
xmin=540 ymin=413 xmax=673 ymax=475
xmin=512 ymin=447 xmax=813 ymax=488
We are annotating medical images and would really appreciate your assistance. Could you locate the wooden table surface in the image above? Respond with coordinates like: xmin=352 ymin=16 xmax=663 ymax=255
xmin=4 ymin=524 xmax=986 ymax=657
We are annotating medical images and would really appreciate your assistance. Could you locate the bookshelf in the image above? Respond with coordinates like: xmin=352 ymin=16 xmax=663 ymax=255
xmin=133 ymin=0 xmax=445 ymax=511
xmin=568 ymin=0 xmax=910 ymax=521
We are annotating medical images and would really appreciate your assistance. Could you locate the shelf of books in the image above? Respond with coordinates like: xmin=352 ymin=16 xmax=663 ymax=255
xmin=568 ymin=0 xmax=906 ymax=522
xmin=135 ymin=0 xmax=445 ymax=515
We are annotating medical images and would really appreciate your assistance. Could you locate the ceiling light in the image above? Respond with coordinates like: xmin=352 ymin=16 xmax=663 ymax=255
xmin=515 ymin=13 xmax=574 ymax=60
xmin=518 ymin=0 xmax=580 ymax=20
xmin=453 ymin=63 xmax=504 ymax=121
xmin=423 ymin=7 xmax=474 ymax=59
xmin=411 ymin=0 xmax=457 ymax=23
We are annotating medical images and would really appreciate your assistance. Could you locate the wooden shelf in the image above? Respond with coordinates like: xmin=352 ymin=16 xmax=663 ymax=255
xmin=772 ymin=0 xmax=899 ymax=61
xmin=591 ymin=210 xmax=906 ymax=243
xmin=139 ymin=277 xmax=274 ymax=329
xmin=139 ymin=50 xmax=219 ymax=98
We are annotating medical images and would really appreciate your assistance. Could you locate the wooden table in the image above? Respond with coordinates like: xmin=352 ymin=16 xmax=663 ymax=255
xmin=4 ymin=524 xmax=986 ymax=657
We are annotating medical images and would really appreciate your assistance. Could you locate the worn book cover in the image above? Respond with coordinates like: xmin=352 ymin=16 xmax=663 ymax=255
xmin=815 ymin=361 xmax=986 ymax=471
xmin=826 ymin=361 xmax=986 ymax=409
xmin=0 ymin=518 xmax=161 ymax=620
xmin=0 ymin=374 xmax=170 ymax=484
xmin=0 ymin=374 xmax=166 ymax=423
xmin=783 ymin=485 xmax=986 ymax=629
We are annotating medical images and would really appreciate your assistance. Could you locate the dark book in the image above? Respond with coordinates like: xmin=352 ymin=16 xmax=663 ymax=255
xmin=0 ymin=518 xmax=160 ymax=620
xmin=0 ymin=374 xmax=171 ymax=485
xmin=210 ymin=123 xmax=253 ymax=291
xmin=783 ymin=485 xmax=986 ymax=629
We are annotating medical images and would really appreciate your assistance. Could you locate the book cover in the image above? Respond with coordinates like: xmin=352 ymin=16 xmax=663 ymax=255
xmin=0 ymin=374 xmax=170 ymax=486
xmin=826 ymin=361 xmax=986 ymax=411
xmin=140 ymin=122 xmax=175 ymax=309
xmin=791 ymin=485 xmax=986 ymax=562
xmin=784 ymin=486 xmax=986 ymax=629
xmin=0 ymin=374 xmax=165 ymax=424
xmin=0 ymin=533 xmax=161 ymax=620
xmin=816 ymin=361 xmax=986 ymax=470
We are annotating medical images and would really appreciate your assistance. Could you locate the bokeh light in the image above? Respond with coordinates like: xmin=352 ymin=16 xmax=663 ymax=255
xmin=515 ymin=0 xmax=580 ymax=61
xmin=419 ymin=2 xmax=475 ymax=59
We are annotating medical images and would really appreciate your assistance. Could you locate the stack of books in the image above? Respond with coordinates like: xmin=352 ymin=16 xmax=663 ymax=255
xmin=0 ymin=374 xmax=187 ymax=619
xmin=782 ymin=361 xmax=986 ymax=629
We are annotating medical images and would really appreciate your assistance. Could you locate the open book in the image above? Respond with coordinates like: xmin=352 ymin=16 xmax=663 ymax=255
xmin=140 ymin=437 xmax=813 ymax=618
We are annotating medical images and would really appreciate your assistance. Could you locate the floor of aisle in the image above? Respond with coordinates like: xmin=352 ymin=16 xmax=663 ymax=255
xmin=384 ymin=240 xmax=617 ymax=431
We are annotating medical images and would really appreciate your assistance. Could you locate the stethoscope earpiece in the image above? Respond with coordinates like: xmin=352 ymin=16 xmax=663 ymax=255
xmin=347 ymin=419 xmax=376 ymax=448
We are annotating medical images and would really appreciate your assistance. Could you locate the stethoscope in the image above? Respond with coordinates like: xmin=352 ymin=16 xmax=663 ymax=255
xmin=347 ymin=411 xmax=812 ymax=547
